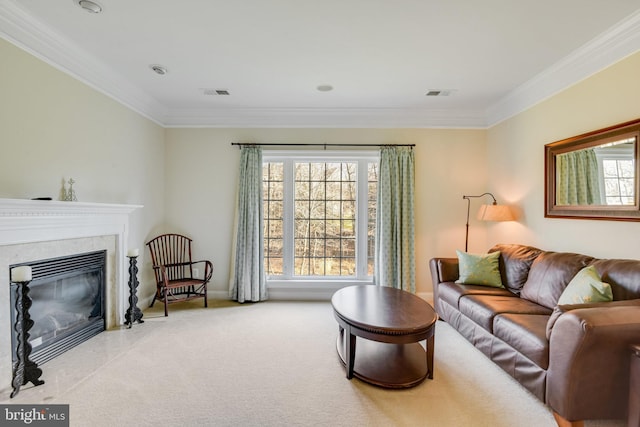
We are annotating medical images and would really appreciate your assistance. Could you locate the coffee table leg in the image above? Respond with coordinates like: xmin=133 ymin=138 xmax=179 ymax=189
xmin=426 ymin=334 xmax=435 ymax=379
xmin=345 ymin=327 xmax=356 ymax=379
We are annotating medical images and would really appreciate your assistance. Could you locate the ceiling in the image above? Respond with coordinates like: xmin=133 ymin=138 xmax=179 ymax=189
xmin=1 ymin=0 xmax=640 ymax=128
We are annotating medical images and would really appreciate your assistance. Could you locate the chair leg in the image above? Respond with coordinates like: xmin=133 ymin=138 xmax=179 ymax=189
xmin=204 ymin=284 xmax=208 ymax=308
xmin=149 ymin=289 xmax=158 ymax=307
xmin=162 ymin=286 xmax=168 ymax=317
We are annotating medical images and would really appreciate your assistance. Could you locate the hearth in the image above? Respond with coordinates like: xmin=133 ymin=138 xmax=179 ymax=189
xmin=10 ymin=251 xmax=106 ymax=365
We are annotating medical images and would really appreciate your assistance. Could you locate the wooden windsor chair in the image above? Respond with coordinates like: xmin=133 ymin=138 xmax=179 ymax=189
xmin=146 ymin=234 xmax=213 ymax=316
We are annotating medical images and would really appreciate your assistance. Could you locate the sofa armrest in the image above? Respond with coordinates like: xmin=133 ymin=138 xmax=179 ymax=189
xmin=429 ymin=258 xmax=459 ymax=284
xmin=429 ymin=258 xmax=459 ymax=317
xmin=547 ymin=305 xmax=640 ymax=421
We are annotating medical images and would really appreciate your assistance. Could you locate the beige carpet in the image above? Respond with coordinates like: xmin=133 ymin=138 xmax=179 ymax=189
xmin=1 ymin=300 xmax=626 ymax=427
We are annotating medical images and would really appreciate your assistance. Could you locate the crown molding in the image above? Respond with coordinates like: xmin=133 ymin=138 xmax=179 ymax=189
xmin=487 ymin=9 xmax=640 ymax=127
xmin=162 ymin=107 xmax=488 ymax=129
xmin=0 ymin=0 xmax=166 ymax=126
xmin=1 ymin=0 xmax=639 ymax=129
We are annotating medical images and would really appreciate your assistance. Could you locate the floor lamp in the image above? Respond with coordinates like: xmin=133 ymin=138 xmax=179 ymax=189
xmin=463 ymin=193 xmax=514 ymax=251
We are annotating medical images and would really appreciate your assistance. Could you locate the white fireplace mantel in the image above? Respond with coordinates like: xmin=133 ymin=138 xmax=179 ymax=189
xmin=0 ymin=198 xmax=143 ymax=325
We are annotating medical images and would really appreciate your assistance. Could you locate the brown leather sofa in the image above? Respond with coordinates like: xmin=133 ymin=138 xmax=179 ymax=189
xmin=429 ymin=244 xmax=640 ymax=426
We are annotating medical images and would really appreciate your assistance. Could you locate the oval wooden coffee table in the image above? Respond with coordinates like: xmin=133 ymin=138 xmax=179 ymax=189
xmin=331 ymin=285 xmax=438 ymax=388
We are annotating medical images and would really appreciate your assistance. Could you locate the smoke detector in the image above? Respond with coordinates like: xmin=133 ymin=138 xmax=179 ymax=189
xmin=75 ymin=0 xmax=103 ymax=14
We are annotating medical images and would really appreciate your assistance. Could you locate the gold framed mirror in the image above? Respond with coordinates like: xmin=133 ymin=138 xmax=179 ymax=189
xmin=545 ymin=118 xmax=640 ymax=221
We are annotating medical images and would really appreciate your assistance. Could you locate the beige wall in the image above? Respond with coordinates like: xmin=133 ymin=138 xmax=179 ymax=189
xmin=487 ymin=51 xmax=640 ymax=259
xmin=0 ymin=39 xmax=166 ymax=300
xmin=164 ymin=128 xmax=488 ymax=296
xmin=12 ymin=33 xmax=636 ymax=299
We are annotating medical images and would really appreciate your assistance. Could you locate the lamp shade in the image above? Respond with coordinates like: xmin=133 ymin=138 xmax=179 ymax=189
xmin=477 ymin=204 xmax=514 ymax=222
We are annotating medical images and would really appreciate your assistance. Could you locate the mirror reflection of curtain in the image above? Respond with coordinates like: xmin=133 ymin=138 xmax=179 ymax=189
xmin=556 ymin=148 xmax=602 ymax=205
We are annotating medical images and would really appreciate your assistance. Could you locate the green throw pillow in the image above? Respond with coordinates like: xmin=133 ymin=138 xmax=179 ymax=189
xmin=557 ymin=265 xmax=613 ymax=305
xmin=455 ymin=250 xmax=503 ymax=288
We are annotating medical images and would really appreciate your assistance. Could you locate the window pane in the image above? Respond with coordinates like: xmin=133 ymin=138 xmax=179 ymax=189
xmin=310 ymin=181 xmax=325 ymax=200
xmin=294 ymin=238 xmax=309 ymax=257
xmin=620 ymin=178 xmax=634 ymax=196
xmin=602 ymin=160 xmax=618 ymax=177
xmin=325 ymin=163 xmax=341 ymax=181
xmin=295 ymin=163 xmax=309 ymax=181
xmin=326 ymin=201 xmax=341 ymax=219
xmin=342 ymin=182 xmax=356 ymax=200
xmin=325 ymin=182 xmax=340 ymax=200
xmin=294 ymin=200 xmax=309 ymax=219
xmin=342 ymin=201 xmax=356 ymax=219
xmin=266 ymin=201 xmax=283 ymax=219
xmin=267 ymin=220 xmax=282 ymax=236
xmin=341 ymin=239 xmax=355 ymax=256
xmin=343 ymin=163 xmax=357 ymax=181
xmin=342 ymin=220 xmax=355 ymax=237
xmin=308 ymin=219 xmax=325 ymax=237
xmin=619 ymin=160 xmax=634 ymax=178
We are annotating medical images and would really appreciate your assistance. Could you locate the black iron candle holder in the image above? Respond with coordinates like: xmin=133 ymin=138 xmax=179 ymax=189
xmin=124 ymin=254 xmax=144 ymax=328
xmin=10 ymin=276 xmax=45 ymax=398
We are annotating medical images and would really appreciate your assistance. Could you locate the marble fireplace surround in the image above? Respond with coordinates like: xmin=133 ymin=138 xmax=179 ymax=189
xmin=0 ymin=198 xmax=142 ymax=390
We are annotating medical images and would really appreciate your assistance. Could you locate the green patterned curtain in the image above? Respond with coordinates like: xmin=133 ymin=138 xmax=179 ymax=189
xmin=556 ymin=149 xmax=602 ymax=205
xmin=374 ymin=146 xmax=415 ymax=293
xmin=229 ymin=146 xmax=267 ymax=302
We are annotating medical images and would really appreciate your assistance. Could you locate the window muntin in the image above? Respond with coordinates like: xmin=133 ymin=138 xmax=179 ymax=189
xmin=263 ymin=151 xmax=377 ymax=280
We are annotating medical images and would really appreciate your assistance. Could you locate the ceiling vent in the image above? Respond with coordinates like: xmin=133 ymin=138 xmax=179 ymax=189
xmin=75 ymin=0 xmax=103 ymax=14
xmin=202 ymin=89 xmax=230 ymax=96
xmin=426 ymin=89 xmax=456 ymax=97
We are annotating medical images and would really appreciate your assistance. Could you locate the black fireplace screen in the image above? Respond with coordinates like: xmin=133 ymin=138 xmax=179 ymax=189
xmin=10 ymin=250 xmax=106 ymax=365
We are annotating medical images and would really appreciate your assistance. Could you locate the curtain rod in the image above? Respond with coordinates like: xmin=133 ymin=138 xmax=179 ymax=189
xmin=230 ymin=143 xmax=415 ymax=150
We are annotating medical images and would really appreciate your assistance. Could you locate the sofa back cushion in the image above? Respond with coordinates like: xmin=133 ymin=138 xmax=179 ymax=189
xmin=488 ymin=244 xmax=543 ymax=295
xmin=520 ymin=251 xmax=594 ymax=309
xmin=589 ymin=259 xmax=640 ymax=300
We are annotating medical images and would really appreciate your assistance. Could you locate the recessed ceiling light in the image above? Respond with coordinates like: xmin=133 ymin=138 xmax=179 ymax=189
xmin=75 ymin=0 xmax=103 ymax=14
xmin=149 ymin=65 xmax=168 ymax=75
xmin=317 ymin=85 xmax=333 ymax=92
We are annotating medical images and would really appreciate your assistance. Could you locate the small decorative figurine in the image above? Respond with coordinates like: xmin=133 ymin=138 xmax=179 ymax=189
xmin=59 ymin=178 xmax=68 ymax=201
xmin=67 ymin=178 xmax=77 ymax=201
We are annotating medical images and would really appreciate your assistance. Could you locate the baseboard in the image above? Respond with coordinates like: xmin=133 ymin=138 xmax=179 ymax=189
xmin=208 ymin=288 xmax=434 ymax=303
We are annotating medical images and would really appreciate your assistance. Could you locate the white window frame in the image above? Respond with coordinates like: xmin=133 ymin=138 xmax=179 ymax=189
xmin=263 ymin=150 xmax=378 ymax=295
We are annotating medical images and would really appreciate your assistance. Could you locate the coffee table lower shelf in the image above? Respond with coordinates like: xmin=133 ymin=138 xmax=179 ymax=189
xmin=336 ymin=330 xmax=428 ymax=389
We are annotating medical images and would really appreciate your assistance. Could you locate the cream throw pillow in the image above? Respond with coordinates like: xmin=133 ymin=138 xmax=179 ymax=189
xmin=557 ymin=265 xmax=613 ymax=305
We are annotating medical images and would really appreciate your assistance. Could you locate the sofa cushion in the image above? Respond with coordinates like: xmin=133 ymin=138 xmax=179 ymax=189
xmin=520 ymin=251 xmax=594 ymax=310
xmin=456 ymin=250 xmax=503 ymax=287
xmin=493 ymin=313 xmax=550 ymax=369
xmin=438 ymin=282 xmax=515 ymax=310
xmin=459 ymin=295 xmax=552 ymax=333
xmin=489 ymin=244 xmax=544 ymax=295
xmin=557 ymin=265 xmax=613 ymax=305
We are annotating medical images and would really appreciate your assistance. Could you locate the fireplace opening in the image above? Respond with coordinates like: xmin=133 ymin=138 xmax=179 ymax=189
xmin=10 ymin=250 xmax=106 ymax=365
